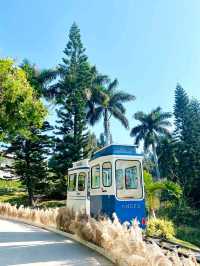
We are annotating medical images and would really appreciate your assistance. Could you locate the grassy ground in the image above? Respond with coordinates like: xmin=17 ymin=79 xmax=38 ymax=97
xmin=0 ymin=179 xmax=27 ymax=207
xmin=0 ymin=179 xmax=65 ymax=208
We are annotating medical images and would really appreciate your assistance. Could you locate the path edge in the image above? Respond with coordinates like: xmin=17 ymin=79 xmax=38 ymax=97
xmin=0 ymin=215 xmax=116 ymax=265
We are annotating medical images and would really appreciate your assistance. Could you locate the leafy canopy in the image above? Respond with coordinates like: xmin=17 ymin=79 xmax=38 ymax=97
xmin=0 ymin=58 xmax=47 ymax=140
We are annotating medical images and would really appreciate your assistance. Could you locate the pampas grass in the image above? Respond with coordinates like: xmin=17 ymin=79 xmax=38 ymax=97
xmin=0 ymin=202 xmax=197 ymax=266
xmin=0 ymin=203 xmax=58 ymax=226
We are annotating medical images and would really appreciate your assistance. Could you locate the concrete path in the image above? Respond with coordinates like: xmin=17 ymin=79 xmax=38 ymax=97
xmin=0 ymin=219 xmax=113 ymax=266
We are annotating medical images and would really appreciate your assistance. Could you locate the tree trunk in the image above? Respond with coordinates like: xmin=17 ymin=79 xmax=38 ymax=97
xmin=104 ymin=109 xmax=111 ymax=145
xmin=152 ymin=143 xmax=161 ymax=180
xmin=150 ymin=208 xmax=156 ymax=218
xmin=26 ymin=176 xmax=34 ymax=206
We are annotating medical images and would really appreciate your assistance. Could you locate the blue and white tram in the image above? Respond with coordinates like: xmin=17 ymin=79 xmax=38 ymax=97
xmin=67 ymin=144 xmax=146 ymax=227
xmin=67 ymin=159 xmax=90 ymax=214
xmin=89 ymin=144 xmax=146 ymax=227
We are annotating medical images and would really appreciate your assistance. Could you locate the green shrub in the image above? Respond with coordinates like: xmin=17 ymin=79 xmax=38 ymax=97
xmin=158 ymin=200 xmax=200 ymax=226
xmin=146 ymin=218 xmax=175 ymax=239
xmin=176 ymin=226 xmax=200 ymax=247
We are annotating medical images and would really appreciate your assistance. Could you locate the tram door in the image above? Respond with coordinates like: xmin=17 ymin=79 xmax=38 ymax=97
xmin=67 ymin=170 xmax=90 ymax=214
xmin=90 ymin=160 xmax=115 ymax=218
xmin=101 ymin=161 xmax=115 ymax=217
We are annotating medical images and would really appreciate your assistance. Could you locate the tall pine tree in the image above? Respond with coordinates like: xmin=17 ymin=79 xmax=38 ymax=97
xmin=174 ymin=84 xmax=189 ymax=140
xmin=173 ymin=84 xmax=200 ymax=207
xmin=9 ymin=122 xmax=53 ymax=206
xmin=51 ymin=23 xmax=92 ymax=176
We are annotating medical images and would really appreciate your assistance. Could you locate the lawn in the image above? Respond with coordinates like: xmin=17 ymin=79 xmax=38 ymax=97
xmin=0 ymin=179 xmax=65 ymax=208
xmin=0 ymin=179 xmax=27 ymax=207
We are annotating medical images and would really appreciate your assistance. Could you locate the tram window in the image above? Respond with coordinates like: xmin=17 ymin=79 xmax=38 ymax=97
xmin=68 ymin=174 xmax=77 ymax=191
xmin=115 ymin=160 xmax=143 ymax=199
xmin=102 ymin=162 xmax=112 ymax=187
xmin=116 ymin=169 xmax=124 ymax=189
xmin=78 ymin=172 xmax=86 ymax=191
xmin=91 ymin=165 xmax=100 ymax=189
xmin=125 ymin=167 xmax=138 ymax=189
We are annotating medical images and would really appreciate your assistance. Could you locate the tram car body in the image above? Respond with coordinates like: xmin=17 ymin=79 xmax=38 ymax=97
xmin=67 ymin=159 xmax=90 ymax=214
xmin=67 ymin=144 xmax=146 ymax=227
xmin=89 ymin=144 xmax=146 ymax=227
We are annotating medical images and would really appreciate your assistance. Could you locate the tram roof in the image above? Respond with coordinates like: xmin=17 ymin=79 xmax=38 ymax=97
xmin=91 ymin=144 xmax=143 ymax=160
xmin=68 ymin=159 xmax=90 ymax=172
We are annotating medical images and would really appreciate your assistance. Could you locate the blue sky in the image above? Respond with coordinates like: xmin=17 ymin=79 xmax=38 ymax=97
xmin=1 ymin=0 xmax=200 ymax=144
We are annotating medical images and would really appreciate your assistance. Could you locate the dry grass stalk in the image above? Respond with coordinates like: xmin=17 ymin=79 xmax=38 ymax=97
xmin=0 ymin=203 xmax=197 ymax=266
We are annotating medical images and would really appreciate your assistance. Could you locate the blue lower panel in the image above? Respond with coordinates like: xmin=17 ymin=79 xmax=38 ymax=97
xmin=115 ymin=198 xmax=146 ymax=227
xmin=90 ymin=195 xmax=115 ymax=218
xmin=90 ymin=195 xmax=146 ymax=227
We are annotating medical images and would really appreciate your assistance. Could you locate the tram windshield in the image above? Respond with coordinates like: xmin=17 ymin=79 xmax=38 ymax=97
xmin=115 ymin=160 xmax=143 ymax=199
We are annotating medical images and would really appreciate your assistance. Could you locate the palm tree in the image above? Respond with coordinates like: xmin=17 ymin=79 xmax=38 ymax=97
xmin=87 ymin=77 xmax=135 ymax=145
xmin=20 ymin=59 xmax=57 ymax=99
xmin=130 ymin=107 xmax=172 ymax=180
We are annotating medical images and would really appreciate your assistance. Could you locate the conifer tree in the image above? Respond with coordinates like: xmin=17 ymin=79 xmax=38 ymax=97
xmin=174 ymin=84 xmax=189 ymax=140
xmin=51 ymin=23 xmax=92 ymax=175
xmin=173 ymin=85 xmax=200 ymax=207
xmin=9 ymin=122 xmax=53 ymax=206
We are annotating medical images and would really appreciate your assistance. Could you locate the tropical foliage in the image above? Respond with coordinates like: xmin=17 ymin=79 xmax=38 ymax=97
xmin=144 ymin=171 xmax=182 ymax=218
xmin=87 ymin=78 xmax=135 ymax=144
xmin=130 ymin=107 xmax=172 ymax=180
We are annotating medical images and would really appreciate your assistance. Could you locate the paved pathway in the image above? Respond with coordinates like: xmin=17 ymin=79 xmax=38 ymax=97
xmin=0 ymin=219 xmax=113 ymax=266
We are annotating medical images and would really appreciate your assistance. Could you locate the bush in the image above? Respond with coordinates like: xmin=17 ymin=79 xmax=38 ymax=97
xmin=158 ymin=200 xmax=200 ymax=226
xmin=146 ymin=217 xmax=175 ymax=239
xmin=176 ymin=226 xmax=200 ymax=247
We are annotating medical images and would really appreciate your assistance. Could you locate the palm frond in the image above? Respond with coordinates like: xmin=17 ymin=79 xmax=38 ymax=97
xmin=154 ymin=120 xmax=172 ymax=127
xmin=108 ymin=79 xmax=118 ymax=92
xmin=43 ymin=83 xmax=61 ymax=99
xmin=154 ymin=112 xmax=172 ymax=124
xmin=111 ymin=108 xmax=129 ymax=129
xmin=115 ymin=102 xmax=126 ymax=114
xmin=156 ymin=126 xmax=171 ymax=137
xmin=38 ymin=69 xmax=58 ymax=85
xmin=135 ymin=131 xmax=145 ymax=145
xmin=130 ymin=125 xmax=145 ymax=137
xmin=110 ymin=91 xmax=135 ymax=105
xmin=87 ymin=106 xmax=103 ymax=126
xmin=134 ymin=111 xmax=146 ymax=122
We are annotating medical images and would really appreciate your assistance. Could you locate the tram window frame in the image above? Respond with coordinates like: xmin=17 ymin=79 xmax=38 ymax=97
xmin=68 ymin=173 xmax=77 ymax=191
xmin=78 ymin=172 xmax=86 ymax=191
xmin=91 ymin=164 xmax=100 ymax=189
xmin=102 ymin=161 xmax=112 ymax=187
xmin=115 ymin=159 xmax=143 ymax=199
